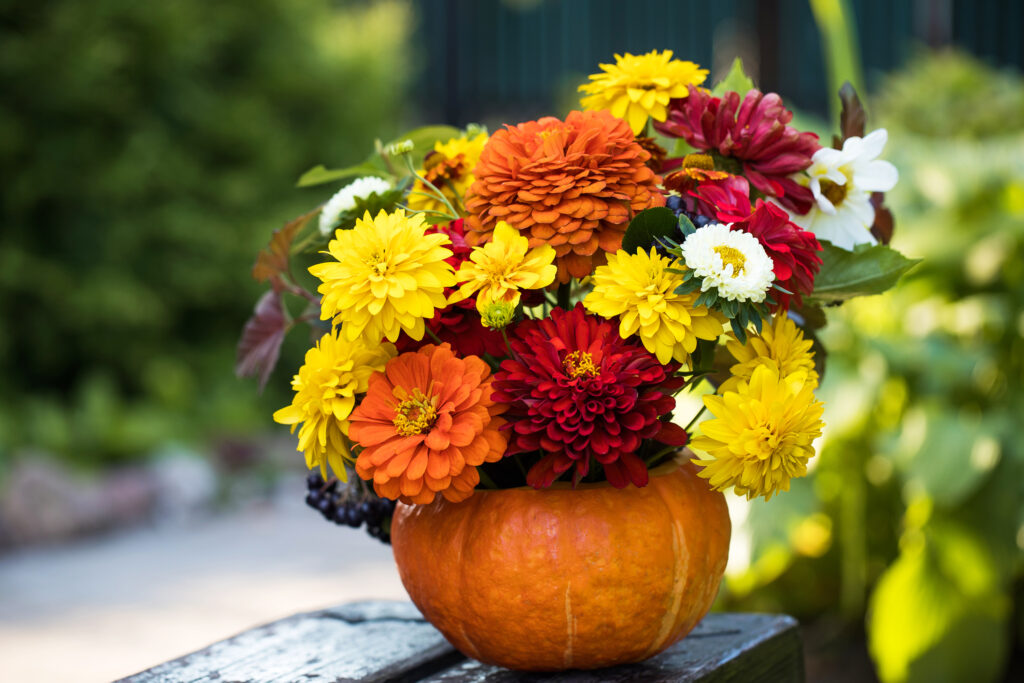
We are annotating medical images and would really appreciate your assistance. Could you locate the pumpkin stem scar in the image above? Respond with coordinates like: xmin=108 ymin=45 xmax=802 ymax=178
xmin=563 ymin=580 xmax=575 ymax=669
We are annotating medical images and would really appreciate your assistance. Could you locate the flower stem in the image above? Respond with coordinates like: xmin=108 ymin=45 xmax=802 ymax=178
xmin=556 ymin=282 xmax=571 ymax=310
xmin=684 ymin=405 xmax=707 ymax=433
xmin=477 ymin=467 xmax=498 ymax=489
xmin=425 ymin=327 xmax=443 ymax=344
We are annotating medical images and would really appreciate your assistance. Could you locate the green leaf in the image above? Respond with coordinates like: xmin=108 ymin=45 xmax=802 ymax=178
xmin=867 ymin=522 xmax=1009 ymax=683
xmin=622 ymin=207 xmax=679 ymax=254
xmin=296 ymin=162 xmax=386 ymax=188
xmin=677 ymin=213 xmax=696 ymax=237
xmin=711 ymin=57 xmax=756 ymax=97
xmin=808 ymin=242 xmax=920 ymax=303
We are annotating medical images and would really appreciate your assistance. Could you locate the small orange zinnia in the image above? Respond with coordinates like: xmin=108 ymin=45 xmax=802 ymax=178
xmin=464 ymin=109 xmax=664 ymax=282
xmin=349 ymin=344 xmax=507 ymax=504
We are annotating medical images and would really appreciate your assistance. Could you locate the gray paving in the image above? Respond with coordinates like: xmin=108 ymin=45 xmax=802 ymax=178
xmin=0 ymin=479 xmax=407 ymax=682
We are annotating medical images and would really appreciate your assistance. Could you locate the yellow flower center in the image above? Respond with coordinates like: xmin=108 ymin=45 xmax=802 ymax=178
xmin=365 ymin=252 xmax=391 ymax=277
xmin=713 ymin=246 xmax=746 ymax=276
xmin=682 ymin=153 xmax=715 ymax=170
xmin=563 ymin=351 xmax=599 ymax=379
xmin=819 ymin=178 xmax=848 ymax=206
xmin=392 ymin=388 xmax=438 ymax=436
xmin=744 ymin=425 xmax=781 ymax=460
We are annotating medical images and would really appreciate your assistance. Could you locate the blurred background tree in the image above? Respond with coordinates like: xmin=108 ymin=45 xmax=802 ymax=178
xmin=0 ymin=0 xmax=411 ymax=468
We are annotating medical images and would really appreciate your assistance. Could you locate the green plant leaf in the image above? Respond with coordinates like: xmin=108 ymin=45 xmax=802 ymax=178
xmin=808 ymin=242 xmax=920 ymax=303
xmin=711 ymin=57 xmax=756 ymax=97
xmin=296 ymin=162 xmax=387 ymax=188
xmin=868 ymin=522 xmax=1009 ymax=683
xmin=621 ymin=207 xmax=678 ymax=254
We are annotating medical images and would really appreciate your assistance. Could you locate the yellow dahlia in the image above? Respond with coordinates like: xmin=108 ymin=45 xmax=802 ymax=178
xmin=721 ymin=314 xmax=819 ymax=393
xmin=272 ymin=330 xmax=396 ymax=480
xmin=691 ymin=364 xmax=824 ymax=500
xmin=450 ymin=221 xmax=557 ymax=313
xmin=407 ymin=131 xmax=488 ymax=215
xmin=579 ymin=50 xmax=708 ymax=134
xmin=310 ymin=209 xmax=455 ymax=343
xmin=464 ymin=109 xmax=664 ymax=282
xmin=583 ymin=248 xmax=725 ymax=365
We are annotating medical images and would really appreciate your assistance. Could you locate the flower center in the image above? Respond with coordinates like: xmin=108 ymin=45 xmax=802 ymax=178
xmin=713 ymin=245 xmax=746 ymax=276
xmin=365 ymin=252 xmax=391 ymax=277
xmin=423 ymin=152 xmax=466 ymax=185
xmin=818 ymin=178 xmax=848 ymax=207
xmin=682 ymin=153 xmax=715 ymax=170
xmin=744 ymin=425 xmax=781 ymax=460
xmin=392 ymin=388 xmax=438 ymax=436
xmin=563 ymin=351 xmax=599 ymax=379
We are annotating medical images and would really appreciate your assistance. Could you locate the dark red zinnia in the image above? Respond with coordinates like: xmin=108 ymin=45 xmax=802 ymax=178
xmin=395 ymin=219 xmax=505 ymax=357
xmin=492 ymin=305 xmax=687 ymax=489
xmin=732 ymin=200 xmax=822 ymax=311
xmin=656 ymin=89 xmax=820 ymax=214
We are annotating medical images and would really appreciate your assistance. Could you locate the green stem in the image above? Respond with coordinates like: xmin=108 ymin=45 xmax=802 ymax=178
xmin=403 ymin=156 xmax=459 ymax=220
xmin=424 ymin=327 xmax=443 ymax=344
xmin=684 ymin=405 xmax=707 ymax=433
xmin=500 ymin=328 xmax=514 ymax=357
xmin=477 ymin=467 xmax=498 ymax=489
xmin=556 ymin=282 xmax=572 ymax=310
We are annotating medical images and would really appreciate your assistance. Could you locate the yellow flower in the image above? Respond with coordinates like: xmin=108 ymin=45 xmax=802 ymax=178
xmin=310 ymin=209 xmax=455 ymax=343
xmin=583 ymin=248 xmax=724 ymax=365
xmin=721 ymin=314 xmax=819 ymax=393
xmin=691 ymin=364 xmax=824 ymax=500
xmin=450 ymin=221 xmax=557 ymax=313
xmin=272 ymin=330 xmax=396 ymax=480
xmin=579 ymin=50 xmax=708 ymax=134
xmin=408 ymin=132 xmax=488 ymax=214
xmin=480 ymin=300 xmax=516 ymax=330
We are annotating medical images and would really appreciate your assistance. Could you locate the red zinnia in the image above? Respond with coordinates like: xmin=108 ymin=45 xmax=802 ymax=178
xmin=732 ymin=200 xmax=822 ymax=311
xmin=656 ymin=89 xmax=820 ymax=214
xmin=395 ymin=219 xmax=505 ymax=357
xmin=492 ymin=305 xmax=687 ymax=489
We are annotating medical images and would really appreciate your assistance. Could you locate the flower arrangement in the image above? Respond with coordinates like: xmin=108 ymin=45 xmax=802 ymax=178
xmin=238 ymin=51 xmax=916 ymax=544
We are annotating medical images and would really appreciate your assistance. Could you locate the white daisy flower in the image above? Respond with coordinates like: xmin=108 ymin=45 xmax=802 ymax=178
xmin=318 ymin=176 xmax=392 ymax=235
xmin=790 ymin=129 xmax=898 ymax=250
xmin=680 ymin=223 xmax=775 ymax=302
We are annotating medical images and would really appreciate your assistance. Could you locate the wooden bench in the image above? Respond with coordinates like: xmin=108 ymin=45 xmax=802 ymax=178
xmin=118 ymin=600 xmax=804 ymax=682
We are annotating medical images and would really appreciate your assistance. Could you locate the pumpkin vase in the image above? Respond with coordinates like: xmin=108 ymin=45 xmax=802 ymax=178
xmin=390 ymin=460 xmax=731 ymax=671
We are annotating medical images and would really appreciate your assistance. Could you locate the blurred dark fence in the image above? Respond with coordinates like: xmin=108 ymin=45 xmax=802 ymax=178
xmin=412 ymin=0 xmax=1023 ymax=125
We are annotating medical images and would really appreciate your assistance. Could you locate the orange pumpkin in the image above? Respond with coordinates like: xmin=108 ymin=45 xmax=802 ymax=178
xmin=390 ymin=460 xmax=731 ymax=671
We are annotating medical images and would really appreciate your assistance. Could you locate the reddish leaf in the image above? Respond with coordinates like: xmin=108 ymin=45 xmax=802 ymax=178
xmin=870 ymin=192 xmax=895 ymax=245
xmin=251 ymin=208 xmax=318 ymax=285
xmin=838 ymin=82 xmax=866 ymax=145
xmin=236 ymin=290 xmax=289 ymax=392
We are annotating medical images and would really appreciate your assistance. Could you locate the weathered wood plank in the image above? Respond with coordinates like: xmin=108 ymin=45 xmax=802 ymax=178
xmin=417 ymin=613 xmax=803 ymax=683
xmin=119 ymin=603 xmax=803 ymax=683
xmin=116 ymin=601 xmax=460 ymax=683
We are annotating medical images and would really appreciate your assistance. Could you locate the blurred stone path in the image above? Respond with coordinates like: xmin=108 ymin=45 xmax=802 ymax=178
xmin=0 ymin=477 xmax=407 ymax=683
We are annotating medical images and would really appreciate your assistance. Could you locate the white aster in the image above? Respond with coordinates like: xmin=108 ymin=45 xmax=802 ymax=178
xmin=680 ymin=223 xmax=775 ymax=302
xmin=790 ymin=129 xmax=898 ymax=250
xmin=318 ymin=176 xmax=392 ymax=235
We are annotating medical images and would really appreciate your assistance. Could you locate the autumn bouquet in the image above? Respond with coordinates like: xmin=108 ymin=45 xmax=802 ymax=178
xmin=238 ymin=50 xmax=914 ymax=668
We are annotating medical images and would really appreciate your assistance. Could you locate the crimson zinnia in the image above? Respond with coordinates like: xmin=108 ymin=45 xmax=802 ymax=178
xmin=464 ymin=109 xmax=664 ymax=282
xmin=492 ymin=305 xmax=687 ymax=489
xmin=656 ymin=89 xmax=820 ymax=214
xmin=732 ymin=200 xmax=822 ymax=311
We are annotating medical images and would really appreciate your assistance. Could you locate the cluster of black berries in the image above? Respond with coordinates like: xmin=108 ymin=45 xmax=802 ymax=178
xmin=305 ymin=472 xmax=396 ymax=544
xmin=664 ymin=195 xmax=715 ymax=229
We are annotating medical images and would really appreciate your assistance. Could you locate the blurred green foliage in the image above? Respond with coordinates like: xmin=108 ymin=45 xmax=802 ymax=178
xmin=722 ymin=50 xmax=1024 ymax=682
xmin=0 ymin=0 xmax=412 ymax=469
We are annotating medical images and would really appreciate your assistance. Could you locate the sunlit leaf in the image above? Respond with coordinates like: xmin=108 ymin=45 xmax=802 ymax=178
xmin=711 ymin=57 xmax=756 ymax=97
xmin=235 ymin=290 xmax=289 ymax=392
xmin=296 ymin=162 xmax=386 ymax=188
xmin=868 ymin=522 xmax=1009 ymax=683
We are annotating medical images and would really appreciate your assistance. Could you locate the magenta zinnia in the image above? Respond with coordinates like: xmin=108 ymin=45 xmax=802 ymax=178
xmin=492 ymin=305 xmax=687 ymax=489
xmin=656 ymin=89 xmax=820 ymax=214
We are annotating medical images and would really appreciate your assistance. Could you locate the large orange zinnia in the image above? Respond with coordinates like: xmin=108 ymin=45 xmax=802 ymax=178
xmin=349 ymin=344 xmax=507 ymax=504
xmin=464 ymin=109 xmax=665 ymax=282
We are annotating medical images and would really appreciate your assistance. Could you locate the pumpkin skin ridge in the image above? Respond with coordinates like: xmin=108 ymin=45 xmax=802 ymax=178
xmin=391 ymin=460 xmax=730 ymax=672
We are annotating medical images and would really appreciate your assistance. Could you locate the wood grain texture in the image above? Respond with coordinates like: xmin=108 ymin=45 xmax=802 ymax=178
xmin=118 ymin=603 xmax=803 ymax=683
xmin=116 ymin=600 xmax=459 ymax=683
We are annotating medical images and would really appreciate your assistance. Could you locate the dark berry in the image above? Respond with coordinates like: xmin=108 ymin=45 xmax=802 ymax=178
xmin=665 ymin=195 xmax=681 ymax=210
xmin=694 ymin=214 xmax=713 ymax=228
xmin=306 ymin=472 xmax=325 ymax=489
